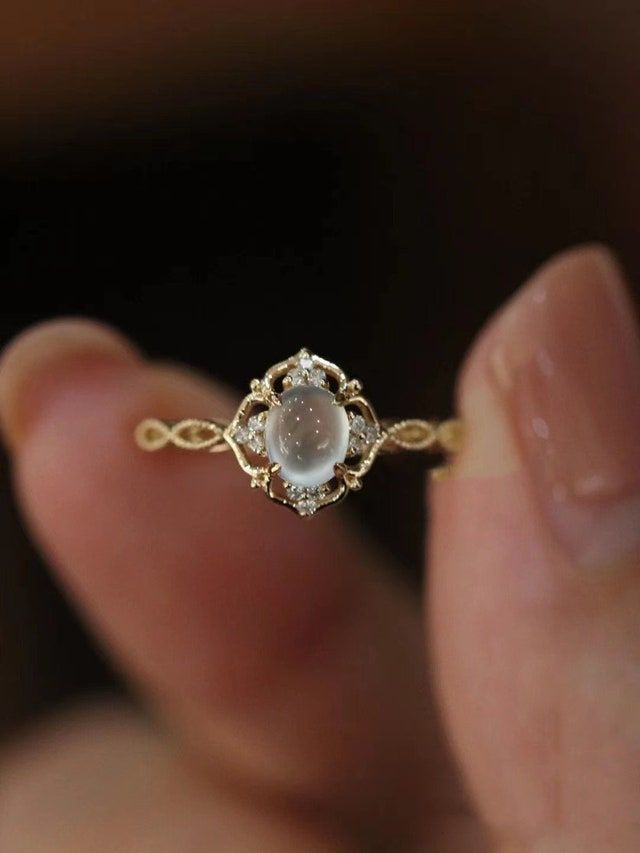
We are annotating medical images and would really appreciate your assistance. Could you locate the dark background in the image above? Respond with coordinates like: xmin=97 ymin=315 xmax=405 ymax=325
xmin=1 ymin=4 xmax=639 ymax=744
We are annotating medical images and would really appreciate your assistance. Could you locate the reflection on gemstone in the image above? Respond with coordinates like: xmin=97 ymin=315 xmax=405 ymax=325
xmin=265 ymin=386 xmax=349 ymax=488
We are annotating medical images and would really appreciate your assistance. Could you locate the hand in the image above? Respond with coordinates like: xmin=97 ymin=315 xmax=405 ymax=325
xmin=1 ymin=245 xmax=639 ymax=852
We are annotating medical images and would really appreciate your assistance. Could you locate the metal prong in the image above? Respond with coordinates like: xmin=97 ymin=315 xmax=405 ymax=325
xmin=334 ymin=463 xmax=362 ymax=490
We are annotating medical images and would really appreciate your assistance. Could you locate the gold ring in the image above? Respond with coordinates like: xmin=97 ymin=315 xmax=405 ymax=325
xmin=135 ymin=348 xmax=462 ymax=517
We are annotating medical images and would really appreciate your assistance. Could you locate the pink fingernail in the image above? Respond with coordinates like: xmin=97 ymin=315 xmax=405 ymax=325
xmin=488 ymin=245 xmax=640 ymax=568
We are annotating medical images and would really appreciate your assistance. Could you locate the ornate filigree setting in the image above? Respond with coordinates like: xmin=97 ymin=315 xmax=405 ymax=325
xmin=135 ymin=348 xmax=462 ymax=517
xmin=222 ymin=349 xmax=383 ymax=515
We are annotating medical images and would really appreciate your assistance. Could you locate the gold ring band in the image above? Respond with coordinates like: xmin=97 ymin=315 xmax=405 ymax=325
xmin=135 ymin=349 xmax=462 ymax=516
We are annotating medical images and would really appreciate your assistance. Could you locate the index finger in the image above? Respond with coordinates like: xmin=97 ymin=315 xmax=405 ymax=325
xmin=0 ymin=319 xmax=434 ymax=840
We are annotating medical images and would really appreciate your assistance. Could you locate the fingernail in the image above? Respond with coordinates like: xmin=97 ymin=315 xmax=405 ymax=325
xmin=0 ymin=318 xmax=139 ymax=450
xmin=477 ymin=245 xmax=640 ymax=568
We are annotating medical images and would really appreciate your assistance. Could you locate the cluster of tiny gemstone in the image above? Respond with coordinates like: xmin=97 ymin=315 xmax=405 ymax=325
xmin=284 ymin=482 xmax=331 ymax=516
xmin=285 ymin=354 xmax=327 ymax=388
xmin=348 ymin=413 xmax=380 ymax=455
xmin=233 ymin=412 xmax=266 ymax=454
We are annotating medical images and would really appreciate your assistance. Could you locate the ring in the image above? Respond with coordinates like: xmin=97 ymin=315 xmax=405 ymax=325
xmin=135 ymin=348 xmax=463 ymax=516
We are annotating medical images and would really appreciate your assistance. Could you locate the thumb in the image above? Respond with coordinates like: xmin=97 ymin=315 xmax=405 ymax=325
xmin=429 ymin=245 xmax=640 ymax=852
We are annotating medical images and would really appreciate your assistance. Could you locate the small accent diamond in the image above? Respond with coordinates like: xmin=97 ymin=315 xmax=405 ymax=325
xmin=284 ymin=481 xmax=331 ymax=516
xmin=234 ymin=425 xmax=251 ymax=444
xmin=247 ymin=434 xmax=265 ymax=453
xmin=285 ymin=353 xmax=327 ymax=389
xmin=297 ymin=498 xmax=319 ymax=516
xmin=348 ymin=413 xmax=380 ymax=454
xmin=287 ymin=366 xmax=307 ymax=387
xmin=247 ymin=413 xmax=265 ymax=432
xmin=234 ymin=411 xmax=267 ymax=455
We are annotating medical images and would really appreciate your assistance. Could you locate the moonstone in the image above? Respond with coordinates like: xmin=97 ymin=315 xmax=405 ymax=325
xmin=265 ymin=386 xmax=349 ymax=488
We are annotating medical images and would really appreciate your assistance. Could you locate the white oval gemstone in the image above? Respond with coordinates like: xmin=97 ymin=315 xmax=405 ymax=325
xmin=265 ymin=386 xmax=349 ymax=488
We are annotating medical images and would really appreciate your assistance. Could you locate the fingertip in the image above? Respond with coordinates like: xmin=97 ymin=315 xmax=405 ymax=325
xmin=455 ymin=243 xmax=618 ymax=403
xmin=0 ymin=318 xmax=140 ymax=451
xmin=449 ymin=242 xmax=635 ymax=483
xmin=430 ymin=243 xmax=640 ymax=850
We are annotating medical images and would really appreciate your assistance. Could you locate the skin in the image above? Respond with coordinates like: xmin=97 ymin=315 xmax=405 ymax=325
xmin=0 ymin=244 xmax=639 ymax=851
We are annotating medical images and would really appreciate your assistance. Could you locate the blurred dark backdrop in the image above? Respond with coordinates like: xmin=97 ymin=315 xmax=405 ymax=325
xmin=1 ymin=2 xmax=639 ymax=744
